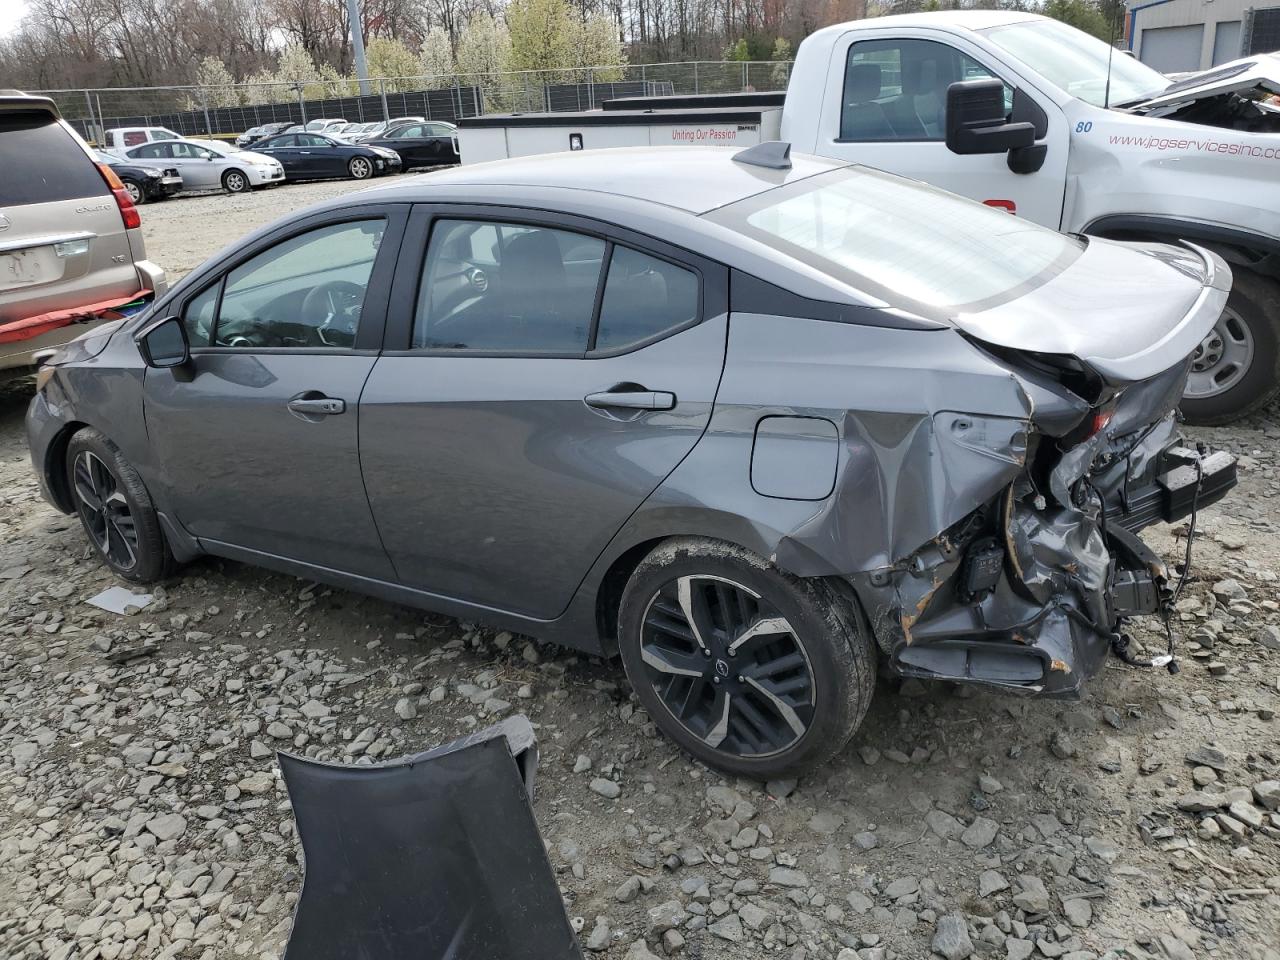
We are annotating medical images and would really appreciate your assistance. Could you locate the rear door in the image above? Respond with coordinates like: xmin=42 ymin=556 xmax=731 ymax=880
xmin=0 ymin=104 xmax=138 ymax=364
xmin=359 ymin=207 xmax=729 ymax=619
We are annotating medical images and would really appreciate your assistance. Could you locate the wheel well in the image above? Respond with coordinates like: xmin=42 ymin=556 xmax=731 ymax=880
xmin=44 ymin=421 xmax=89 ymax=514
xmin=593 ymin=537 xmax=668 ymax=656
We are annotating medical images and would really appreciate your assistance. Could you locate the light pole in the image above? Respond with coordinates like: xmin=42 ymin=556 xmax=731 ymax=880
xmin=346 ymin=0 xmax=372 ymax=96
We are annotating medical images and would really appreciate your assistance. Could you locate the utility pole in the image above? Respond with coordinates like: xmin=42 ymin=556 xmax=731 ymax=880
xmin=346 ymin=0 xmax=372 ymax=96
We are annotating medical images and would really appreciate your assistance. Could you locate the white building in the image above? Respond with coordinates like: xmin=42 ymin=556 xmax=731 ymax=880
xmin=1127 ymin=0 xmax=1280 ymax=72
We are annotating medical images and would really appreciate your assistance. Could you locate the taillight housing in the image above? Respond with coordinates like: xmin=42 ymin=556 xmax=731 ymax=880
xmin=95 ymin=162 xmax=142 ymax=230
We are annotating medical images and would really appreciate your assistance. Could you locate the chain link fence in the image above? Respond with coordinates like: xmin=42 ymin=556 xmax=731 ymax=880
xmin=31 ymin=60 xmax=793 ymax=145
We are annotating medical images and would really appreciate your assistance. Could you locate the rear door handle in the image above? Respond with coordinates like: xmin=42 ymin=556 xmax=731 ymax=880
xmin=287 ymin=395 xmax=345 ymax=416
xmin=584 ymin=390 xmax=676 ymax=411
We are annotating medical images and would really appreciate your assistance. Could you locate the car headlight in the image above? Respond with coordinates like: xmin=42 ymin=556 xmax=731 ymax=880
xmin=142 ymin=167 xmax=163 ymax=177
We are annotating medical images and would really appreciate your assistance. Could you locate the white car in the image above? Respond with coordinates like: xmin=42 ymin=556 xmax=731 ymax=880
xmin=121 ymin=138 xmax=285 ymax=193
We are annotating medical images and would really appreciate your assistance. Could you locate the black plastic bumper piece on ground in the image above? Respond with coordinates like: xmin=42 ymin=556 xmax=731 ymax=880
xmin=280 ymin=716 xmax=583 ymax=960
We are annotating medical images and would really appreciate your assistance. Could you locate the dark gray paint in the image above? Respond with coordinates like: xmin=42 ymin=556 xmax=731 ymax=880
xmin=25 ymin=147 xmax=1236 ymax=699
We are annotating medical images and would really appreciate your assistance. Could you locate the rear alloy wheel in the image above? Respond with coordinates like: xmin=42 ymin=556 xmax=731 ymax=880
xmin=1181 ymin=270 xmax=1280 ymax=425
xmin=618 ymin=538 xmax=875 ymax=779
xmin=66 ymin=428 xmax=173 ymax=583
xmin=122 ymin=179 xmax=145 ymax=205
xmin=348 ymin=156 xmax=374 ymax=180
xmin=222 ymin=169 xmax=251 ymax=193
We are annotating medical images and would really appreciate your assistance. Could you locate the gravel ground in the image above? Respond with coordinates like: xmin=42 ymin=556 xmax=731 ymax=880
xmin=2 ymin=178 xmax=1280 ymax=960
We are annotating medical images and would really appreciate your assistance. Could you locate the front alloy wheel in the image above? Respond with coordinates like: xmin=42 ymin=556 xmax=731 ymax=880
xmin=640 ymin=576 xmax=815 ymax=758
xmin=223 ymin=170 xmax=250 ymax=193
xmin=73 ymin=451 xmax=139 ymax=572
xmin=349 ymin=157 xmax=373 ymax=180
xmin=123 ymin=180 xmax=145 ymax=205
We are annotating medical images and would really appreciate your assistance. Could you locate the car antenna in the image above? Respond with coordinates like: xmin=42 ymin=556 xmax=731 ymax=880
xmin=733 ymin=141 xmax=792 ymax=170
xmin=1104 ymin=7 xmax=1119 ymax=109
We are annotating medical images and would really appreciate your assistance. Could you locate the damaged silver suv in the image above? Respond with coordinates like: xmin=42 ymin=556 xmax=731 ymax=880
xmin=27 ymin=144 xmax=1237 ymax=779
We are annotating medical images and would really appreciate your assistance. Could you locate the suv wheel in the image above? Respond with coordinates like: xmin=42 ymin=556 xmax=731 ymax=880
xmin=1181 ymin=270 xmax=1280 ymax=425
xmin=222 ymin=169 xmax=251 ymax=193
xmin=66 ymin=428 xmax=174 ymax=583
xmin=122 ymin=179 xmax=146 ymax=205
xmin=348 ymin=157 xmax=374 ymax=180
xmin=617 ymin=538 xmax=875 ymax=780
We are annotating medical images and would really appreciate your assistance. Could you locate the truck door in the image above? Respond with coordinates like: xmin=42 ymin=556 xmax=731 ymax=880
xmin=808 ymin=31 xmax=1067 ymax=228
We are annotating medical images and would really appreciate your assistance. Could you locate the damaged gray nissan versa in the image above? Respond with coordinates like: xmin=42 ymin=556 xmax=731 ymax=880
xmin=27 ymin=144 xmax=1238 ymax=778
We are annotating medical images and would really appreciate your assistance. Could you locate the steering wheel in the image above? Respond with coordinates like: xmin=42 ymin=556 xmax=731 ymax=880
xmin=301 ymin=280 xmax=365 ymax=347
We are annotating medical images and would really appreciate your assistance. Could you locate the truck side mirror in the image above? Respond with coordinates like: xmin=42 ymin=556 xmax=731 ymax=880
xmin=945 ymin=79 xmax=1036 ymax=155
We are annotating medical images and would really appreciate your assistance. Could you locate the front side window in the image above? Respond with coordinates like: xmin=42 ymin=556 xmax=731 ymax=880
xmin=415 ymin=219 xmax=605 ymax=352
xmin=841 ymin=38 xmax=1008 ymax=141
xmin=170 ymin=142 xmax=214 ymax=159
xmin=388 ymin=124 xmax=423 ymax=139
xmin=193 ymin=219 xmax=386 ymax=349
xmin=709 ymin=167 xmax=1082 ymax=313
xmin=150 ymin=129 xmax=179 ymax=140
xmin=182 ymin=282 xmax=220 ymax=346
xmin=130 ymin=143 xmax=170 ymax=160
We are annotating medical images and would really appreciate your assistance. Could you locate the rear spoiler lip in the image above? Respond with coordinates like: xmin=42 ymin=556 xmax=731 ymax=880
xmin=0 ymin=91 xmax=60 ymax=119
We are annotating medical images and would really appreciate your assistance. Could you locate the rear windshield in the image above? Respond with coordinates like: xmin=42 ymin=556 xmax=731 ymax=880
xmin=0 ymin=112 xmax=109 ymax=206
xmin=708 ymin=166 xmax=1083 ymax=314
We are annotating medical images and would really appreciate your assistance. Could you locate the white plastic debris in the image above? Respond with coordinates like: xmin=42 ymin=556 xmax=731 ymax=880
xmin=86 ymin=586 xmax=154 ymax=615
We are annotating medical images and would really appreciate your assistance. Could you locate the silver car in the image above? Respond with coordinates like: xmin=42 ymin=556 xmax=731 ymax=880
xmin=26 ymin=145 xmax=1237 ymax=778
xmin=121 ymin=139 xmax=284 ymax=193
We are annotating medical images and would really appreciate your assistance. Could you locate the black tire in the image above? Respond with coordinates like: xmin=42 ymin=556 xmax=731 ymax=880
xmin=348 ymin=156 xmax=374 ymax=180
xmin=121 ymin=179 xmax=146 ymax=205
xmin=222 ymin=169 xmax=251 ymax=193
xmin=617 ymin=537 xmax=875 ymax=780
xmin=1181 ymin=270 xmax=1280 ymax=426
xmin=65 ymin=428 xmax=174 ymax=584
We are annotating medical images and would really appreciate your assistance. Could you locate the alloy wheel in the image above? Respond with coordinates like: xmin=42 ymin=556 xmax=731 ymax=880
xmin=350 ymin=157 xmax=373 ymax=179
xmin=638 ymin=575 xmax=815 ymax=758
xmin=73 ymin=451 xmax=139 ymax=571
xmin=1186 ymin=306 xmax=1254 ymax=399
xmin=225 ymin=172 xmax=247 ymax=192
xmin=125 ymin=181 xmax=143 ymax=204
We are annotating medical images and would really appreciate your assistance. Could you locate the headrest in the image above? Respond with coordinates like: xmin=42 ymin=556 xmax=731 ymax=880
xmin=845 ymin=63 xmax=882 ymax=103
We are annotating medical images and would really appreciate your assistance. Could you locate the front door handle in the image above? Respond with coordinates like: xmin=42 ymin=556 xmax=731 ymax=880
xmin=584 ymin=390 xmax=676 ymax=411
xmin=288 ymin=395 xmax=346 ymax=417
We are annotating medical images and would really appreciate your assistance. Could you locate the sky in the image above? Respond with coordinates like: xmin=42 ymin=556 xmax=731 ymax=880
xmin=0 ymin=1 xmax=27 ymax=39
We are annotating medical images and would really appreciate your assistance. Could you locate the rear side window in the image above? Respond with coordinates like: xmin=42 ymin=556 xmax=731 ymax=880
xmin=596 ymin=247 xmax=699 ymax=352
xmin=0 ymin=112 xmax=109 ymax=205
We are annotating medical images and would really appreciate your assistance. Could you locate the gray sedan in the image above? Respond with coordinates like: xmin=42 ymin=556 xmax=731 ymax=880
xmin=26 ymin=145 xmax=1236 ymax=778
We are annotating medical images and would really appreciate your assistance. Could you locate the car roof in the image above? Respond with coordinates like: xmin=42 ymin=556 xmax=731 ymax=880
xmin=804 ymin=10 xmax=1041 ymax=43
xmin=366 ymin=145 xmax=846 ymax=215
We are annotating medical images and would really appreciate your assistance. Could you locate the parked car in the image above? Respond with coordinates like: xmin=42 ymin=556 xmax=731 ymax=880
xmin=94 ymin=150 xmax=183 ymax=204
xmin=1 ymin=91 xmax=165 ymax=376
xmin=362 ymin=120 xmax=459 ymax=169
xmin=348 ymin=117 xmax=427 ymax=142
xmin=236 ymin=122 xmax=291 ymax=148
xmin=120 ymin=138 xmax=285 ymax=193
xmin=102 ymin=125 xmax=181 ymax=154
xmin=304 ymin=118 xmax=348 ymax=134
xmin=27 ymin=145 xmax=1237 ymax=778
xmin=251 ymin=132 xmax=400 ymax=181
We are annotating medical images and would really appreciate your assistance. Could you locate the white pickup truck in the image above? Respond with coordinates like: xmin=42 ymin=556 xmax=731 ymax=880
xmin=458 ymin=10 xmax=1280 ymax=423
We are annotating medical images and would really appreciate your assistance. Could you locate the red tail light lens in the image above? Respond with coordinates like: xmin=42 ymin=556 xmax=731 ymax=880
xmin=95 ymin=162 xmax=142 ymax=230
xmin=1086 ymin=408 xmax=1114 ymax=439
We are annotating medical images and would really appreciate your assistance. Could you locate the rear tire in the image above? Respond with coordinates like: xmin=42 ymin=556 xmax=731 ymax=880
xmin=616 ymin=538 xmax=875 ymax=780
xmin=348 ymin=156 xmax=374 ymax=180
xmin=66 ymin=428 xmax=174 ymax=584
xmin=1181 ymin=270 xmax=1280 ymax=425
xmin=222 ymin=169 xmax=251 ymax=193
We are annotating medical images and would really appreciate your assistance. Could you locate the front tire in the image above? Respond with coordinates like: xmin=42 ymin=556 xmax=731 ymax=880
xmin=66 ymin=428 xmax=173 ymax=584
xmin=348 ymin=156 xmax=374 ymax=180
xmin=617 ymin=538 xmax=875 ymax=780
xmin=122 ymin=179 xmax=146 ymax=205
xmin=1181 ymin=270 xmax=1280 ymax=425
xmin=222 ymin=169 xmax=251 ymax=193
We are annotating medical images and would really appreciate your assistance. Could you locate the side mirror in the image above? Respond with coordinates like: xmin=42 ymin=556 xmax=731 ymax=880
xmin=945 ymin=79 xmax=1036 ymax=155
xmin=136 ymin=315 xmax=190 ymax=369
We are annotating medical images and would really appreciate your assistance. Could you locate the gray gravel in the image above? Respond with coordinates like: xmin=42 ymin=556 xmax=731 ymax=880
xmin=2 ymin=178 xmax=1280 ymax=959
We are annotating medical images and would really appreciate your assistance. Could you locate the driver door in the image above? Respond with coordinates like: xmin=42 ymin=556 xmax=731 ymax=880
xmin=142 ymin=205 xmax=407 ymax=578
xmin=166 ymin=141 xmax=219 ymax=189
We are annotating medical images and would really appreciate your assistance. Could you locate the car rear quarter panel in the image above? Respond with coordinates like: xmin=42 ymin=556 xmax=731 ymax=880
xmin=596 ymin=313 xmax=1048 ymax=581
